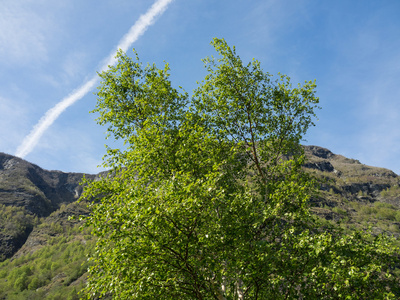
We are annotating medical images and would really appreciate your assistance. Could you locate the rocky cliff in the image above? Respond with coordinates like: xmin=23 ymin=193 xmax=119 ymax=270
xmin=0 ymin=152 xmax=96 ymax=260
xmin=303 ymin=146 xmax=400 ymax=230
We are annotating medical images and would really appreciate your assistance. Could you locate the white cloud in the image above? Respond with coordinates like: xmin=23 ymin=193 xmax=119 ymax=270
xmin=29 ymin=124 xmax=106 ymax=173
xmin=0 ymin=97 xmax=29 ymax=153
xmin=0 ymin=1 xmax=55 ymax=65
xmin=61 ymin=51 xmax=90 ymax=82
xmin=356 ymin=76 xmax=400 ymax=173
xmin=15 ymin=77 xmax=98 ymax=158
xmin=306 ymin=4 xmax=400 ymax=174
xmin=15 ymin=0 xmax=175 ymax=159
xmin=241 ymin=1 xmax=311 ymax=56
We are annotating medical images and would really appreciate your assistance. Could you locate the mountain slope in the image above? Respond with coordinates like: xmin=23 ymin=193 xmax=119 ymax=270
xmin=0 ymin=147 xmax=399 ymax=299
xmin=0 ymin=152 xmax=95 ymax=216
xmin=0 ymin=152 xmax=95 ymax=261
xmin=304 ymin=146 xmax=400 ymax=233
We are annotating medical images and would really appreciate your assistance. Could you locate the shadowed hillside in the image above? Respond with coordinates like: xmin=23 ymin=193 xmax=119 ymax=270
xmin=0 ymin=152 xmax=96 ymax=261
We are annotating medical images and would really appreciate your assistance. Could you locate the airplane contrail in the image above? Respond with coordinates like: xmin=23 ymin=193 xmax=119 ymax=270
xmin=15 ymin=0 xmax=174 ymax=159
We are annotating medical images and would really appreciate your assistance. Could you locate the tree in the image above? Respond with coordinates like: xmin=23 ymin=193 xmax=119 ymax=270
xmin=81 ymin=38 xmax=400 ymax=299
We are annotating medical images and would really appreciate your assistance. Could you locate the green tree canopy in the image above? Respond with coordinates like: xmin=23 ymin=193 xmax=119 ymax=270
xmin=81 ymin=38 xmax=400 ymax=299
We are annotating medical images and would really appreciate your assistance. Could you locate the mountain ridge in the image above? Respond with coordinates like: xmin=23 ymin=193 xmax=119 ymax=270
xmin=0 ymin=152 xmax=96 ymax=216
xmin=0 ymin=152 xmax=96 ymax=261
xmin=0 ymin=146 xmax=399 ymax=298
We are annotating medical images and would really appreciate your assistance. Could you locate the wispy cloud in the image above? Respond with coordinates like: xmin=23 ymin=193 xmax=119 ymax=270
xmin=355 ymin=71 xmax=400 ymax=173
xmin=312 ymin=4 xmax=400 ymax=173
xmin=0 ymin=1 xmax=55 ymax=65
xmin=15 ymin=0 xmax=175 ymax=159
xmin=15 ymin=77 xmax=98 ymax=158
xmin=0 ymin=96 xmax=28 ymax=153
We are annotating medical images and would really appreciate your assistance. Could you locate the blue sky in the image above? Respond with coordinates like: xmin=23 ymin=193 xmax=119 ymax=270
xmin=1 ymin=0 xmax=399 ymax=174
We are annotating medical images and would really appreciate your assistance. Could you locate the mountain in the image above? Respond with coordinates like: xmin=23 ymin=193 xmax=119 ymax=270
xmin=0 ymin=152 xmax=97 ymax=261
xmin=0 ymin=147 xmax=399 ymax=299
xmin=303 ymin=146 xmax=400 ymax=234
xmin=0 ymin=152 xmax=95 ymax=216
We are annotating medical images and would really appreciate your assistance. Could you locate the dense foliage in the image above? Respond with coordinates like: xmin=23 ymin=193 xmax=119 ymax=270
xmin=0 ymin=204 xmax=39 ymax=261
xmin=0 ymin=205 xmax=38 ymax=239
xmin=0 ymin=221 xmax=94 ymax=300
xmin=82 ymin=38 xmax=400 ymax=299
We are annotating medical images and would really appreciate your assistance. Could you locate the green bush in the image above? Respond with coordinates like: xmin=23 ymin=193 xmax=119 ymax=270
xmin=332 ymin=206 xmax=347 ymax=215
xmin=381 ymin=185 xmax=400 ymax=198
xmin=0 ymin=204 xmax=39 ymax=241
xmin=374 ymin=202 xmax=395 ymax=209
xmin=360 ymin=205 xmax=377 ymax=215
xmin=376 ymin=207 xmax=396 ymax=221
xmin=13 ymin=273 xmax=29 ymax=292
xmin=388 ymin=224 xmax=400 ymax=233
xmin=27 ymin=276 xmax=40 ymax=290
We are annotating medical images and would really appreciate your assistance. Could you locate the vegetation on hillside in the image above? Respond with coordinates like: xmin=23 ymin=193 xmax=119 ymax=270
xmin=0 ymin=205 xmax=40 ymax=261
xmin=0 ymin=202 xmax=95 ymax=300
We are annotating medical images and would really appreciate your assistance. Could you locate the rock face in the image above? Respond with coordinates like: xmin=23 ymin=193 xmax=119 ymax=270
xmin=303 ymin=145 xmax=399 ymax=199
xmin=305 ymin=146 xmax=335 ymax=159
xmin=0 ymin=153 xmax=95 ymax=217
xmin=0 ymin=153 xmax=96 ymax=260
xmin=304 ymin=161 xmax=335 ymax=172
